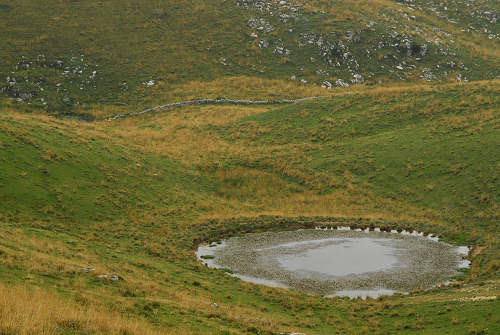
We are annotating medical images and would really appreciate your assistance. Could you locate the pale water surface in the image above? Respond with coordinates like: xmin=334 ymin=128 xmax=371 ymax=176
xmin=277 ymin=238 xmax=401 ymax=277
xmin=197 ymin=229 xmax=469 ymax=298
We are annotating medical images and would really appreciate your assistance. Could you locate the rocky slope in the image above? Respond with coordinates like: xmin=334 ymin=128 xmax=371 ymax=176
xmin=0 ymin=0 xmax=498 ymax=117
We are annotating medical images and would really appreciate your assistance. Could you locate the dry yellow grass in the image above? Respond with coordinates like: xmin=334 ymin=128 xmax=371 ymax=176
xmin=0 ymin=283 xmax=168 ymax=335
xmin=6 ymin=82 xmax=494 ymax=227
xmin=0 ymin=79 xmax=499 ymax=334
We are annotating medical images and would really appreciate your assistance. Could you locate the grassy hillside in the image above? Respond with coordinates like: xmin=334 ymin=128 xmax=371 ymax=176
xmin=0 ymin=112 xmax=213 ymax=223
xmin=1 ymin=0 xmax=499 ymax=333
xmin=232 ymin=81 xmax=499 ymax=221
xmin=1 ymin=81 xmax=499 ymax=334
xmin=0 ymin=0 xmax=498 ymax=118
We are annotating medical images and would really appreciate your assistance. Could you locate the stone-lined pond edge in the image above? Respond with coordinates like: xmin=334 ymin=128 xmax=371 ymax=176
xmin=197 ymin=226 xmax=470 ymax=299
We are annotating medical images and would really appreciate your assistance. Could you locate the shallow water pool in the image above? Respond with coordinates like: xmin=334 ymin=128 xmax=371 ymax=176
xmin=197 ymin=228 xmax=469 ymax=298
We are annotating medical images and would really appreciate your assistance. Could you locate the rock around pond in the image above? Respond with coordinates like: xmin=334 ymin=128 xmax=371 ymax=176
xmin=197 ymin=228 xmax=470 ymax=299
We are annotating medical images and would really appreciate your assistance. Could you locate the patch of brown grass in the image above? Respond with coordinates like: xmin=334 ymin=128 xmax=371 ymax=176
xmin=0 ymin=283 xmax=168 ymax=335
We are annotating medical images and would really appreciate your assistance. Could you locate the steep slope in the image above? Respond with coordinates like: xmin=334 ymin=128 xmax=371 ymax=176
xmin=0 ymin=1 xmax=499 ymax=333
xmin=0 ymin=0 xmax=498 ymax=118
xmin=0 ymin=112 xmax=213 ymax=223
xmin=0 ymin=81 xmax=499 ymax=334
xmin=225 ymin=81 xmax=499 ymax=237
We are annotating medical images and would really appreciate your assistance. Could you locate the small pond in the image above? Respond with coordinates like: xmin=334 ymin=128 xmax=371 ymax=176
xmin=197 ymin=228 xmax=470 ymax=299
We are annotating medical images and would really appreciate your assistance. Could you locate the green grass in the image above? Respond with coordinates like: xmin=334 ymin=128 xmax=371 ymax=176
xmin=223 ymin=82 xmax=499 ymax=266
xmin=0 ymin=113 xmax=212 ymax=223
xmin=1 ymin=0 xmax=498 ymax=118
xmin=1 ymin=81 xmax=499 ymax=334
xmin=0 ymin=0 xmax=499 ymax=333
xmin=235 ymin=84 xmax=499 ymax=216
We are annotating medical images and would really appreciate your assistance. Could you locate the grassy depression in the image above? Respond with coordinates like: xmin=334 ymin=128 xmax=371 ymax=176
xmin=0 ymin=81 xmax=499 ymax=334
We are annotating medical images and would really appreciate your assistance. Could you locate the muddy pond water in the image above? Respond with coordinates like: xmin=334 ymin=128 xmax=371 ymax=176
xmin=197 ymin=228 xmax=470 ymax=299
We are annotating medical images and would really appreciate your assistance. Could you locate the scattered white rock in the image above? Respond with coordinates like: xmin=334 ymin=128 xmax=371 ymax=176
xmin=321 ymin=80 xmax=332 ymax=88
xmin=335 ymin=78 xmax=349 ymax=87
xmin=98 ymin=274 xmax=121 ymax=281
